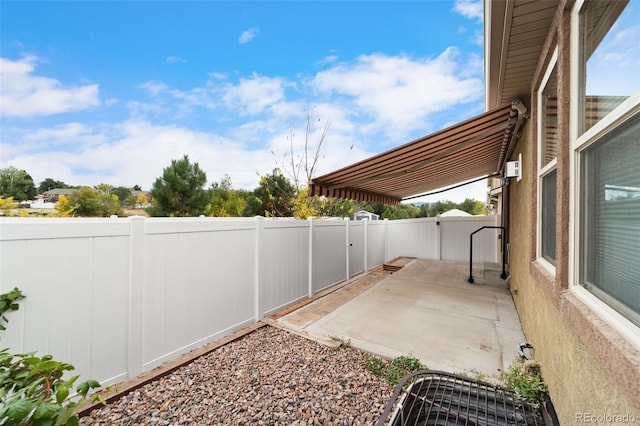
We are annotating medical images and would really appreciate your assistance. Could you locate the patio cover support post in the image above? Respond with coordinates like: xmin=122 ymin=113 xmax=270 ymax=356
xmin=127 ymin=216 xmax=145 ymax=378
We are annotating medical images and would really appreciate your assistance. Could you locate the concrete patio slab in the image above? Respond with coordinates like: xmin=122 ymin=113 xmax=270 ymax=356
xmin=278 ymin=259 xmax=526 ymax=380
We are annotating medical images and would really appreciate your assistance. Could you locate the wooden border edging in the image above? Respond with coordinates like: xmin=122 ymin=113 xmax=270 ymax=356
xmin=76 ymin=322 xmax=266 ymax=418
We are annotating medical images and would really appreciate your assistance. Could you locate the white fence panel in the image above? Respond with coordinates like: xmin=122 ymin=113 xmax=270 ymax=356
xmin=0 ymin=219 xmax=131 ymax=385
xmin=439 ymin=216 xmax=499 ymax=263
xmin=142 ymin=219 xmax=256 ymax=371
xmin=348 ymin=221 xmax=365 ymax=277
xmin=366 ymin=220 xmax=387 ymax=269
xmin=386 ymin=218 xmax=438 ymax=260
xmin=0 ymin=214 xmax=503 ymax=389
xmin=311 ymin=220 xmax=347 ymax=293
xmin=259 ymin=220 xmax=309 ymax=316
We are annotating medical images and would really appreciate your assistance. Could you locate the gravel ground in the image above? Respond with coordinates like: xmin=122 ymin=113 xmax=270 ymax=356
xmin=81 ymin=325 xmax=394 ymax=425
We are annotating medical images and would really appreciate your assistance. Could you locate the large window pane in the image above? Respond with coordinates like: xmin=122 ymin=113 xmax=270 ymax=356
xmin=541 ymin=169 xmax=557 ymax=265
xmin=580 ymin=115 xmax=640 ymax=326
xmin=579 ymin=0 xmax=640 ymax=134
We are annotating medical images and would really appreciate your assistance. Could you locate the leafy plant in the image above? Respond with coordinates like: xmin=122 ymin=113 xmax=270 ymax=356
xmin=328 ymin=335 xmax=351 ymax=351
xmin=364 ymin=356 xmax=386 ymax=376
xmin=0 ymin=289 xmax=24 ymax=332
xmin=501 ymin=357 xmax=548 ymax=404
xmin=365 ymin=355 xmax=426 ymax=386
xmin=0 ymin=288 xmax=101 ymax=425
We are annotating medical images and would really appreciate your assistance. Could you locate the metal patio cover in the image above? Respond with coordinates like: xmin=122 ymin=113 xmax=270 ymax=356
xmin=310 ymin=104 xmax=517 ymax=205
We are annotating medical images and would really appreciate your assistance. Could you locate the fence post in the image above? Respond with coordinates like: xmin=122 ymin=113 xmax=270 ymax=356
xmin=345 ymin=217 xmax=350 ymax=281
xmin=128 ymin=216 xmax=145 ymax=378
xmin=384 ymin=218 xmax=389 ymax=261
xmin=363 ymin=218 xmax=369 ymax=272
xmin=436 ymin=215 xmax=442 ymax=261
xmin=308 ymin=217 xmax=314 ymax=297
xmin=254 ymin=216 xmax=263 ymax=321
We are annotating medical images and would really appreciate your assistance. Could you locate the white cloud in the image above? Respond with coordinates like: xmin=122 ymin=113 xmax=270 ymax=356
xmin=5 ymin=120 xmax=278 ymax=190
xmin=24 ymin=122 xmax=94 ymax=143
xmin=135 ymin=73 xmax=285 ymax=117
xmin=139 ymin=80 xmax=169 ymax=96
xmin=0 ymin=56 xmax=100 ymax=117
xmin=166 ymin=55 xmax=187 ymax=64
xmin=312 ymin=48 xmax=483 ymax=138
xmin=453 ymin=0 xmax=483 ymax=21
xmin=238 ymin=27 xmax=260 ymax=44
xmin=1 ymin=47 xmax=488 ymax=202
xmin=316 ymin=55 xmax=339 ymax=66
xmin=221 ymin=73 xmax=286 ymax=114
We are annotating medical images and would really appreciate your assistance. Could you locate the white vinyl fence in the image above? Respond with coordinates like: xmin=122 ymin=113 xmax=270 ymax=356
xmin=0 ymin=214 xmax=499 ymax=386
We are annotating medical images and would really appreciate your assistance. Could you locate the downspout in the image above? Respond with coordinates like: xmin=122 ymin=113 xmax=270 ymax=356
xmin=499 ymin=99 xmax=529 ymax=274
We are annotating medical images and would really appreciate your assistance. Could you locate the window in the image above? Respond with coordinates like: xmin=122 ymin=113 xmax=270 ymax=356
xmin=573 ymin=0 xmax=640 ymax=327
xmin=578 ymin=0 xmax=640 ymax=135
xmin=579 ymin=115 xmax=640 ymax=326
xmin=537 ymin=52 xmax=558 ymax=267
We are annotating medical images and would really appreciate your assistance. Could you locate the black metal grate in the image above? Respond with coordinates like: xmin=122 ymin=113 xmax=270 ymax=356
xmin=377 ymin=371 xmax=555 ymax=426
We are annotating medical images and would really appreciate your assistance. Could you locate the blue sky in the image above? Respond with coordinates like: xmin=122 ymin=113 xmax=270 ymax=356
xmin=1 ymin=0 xmax=489 ymax=203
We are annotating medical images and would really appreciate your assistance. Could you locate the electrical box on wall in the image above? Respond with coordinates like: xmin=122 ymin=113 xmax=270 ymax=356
xmin=506 ymin=153 xmax=522 ymax=182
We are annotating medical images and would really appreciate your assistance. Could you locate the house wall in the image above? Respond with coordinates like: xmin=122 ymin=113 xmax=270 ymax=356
xmin=506 ymin=3 xmax=639 ymax=421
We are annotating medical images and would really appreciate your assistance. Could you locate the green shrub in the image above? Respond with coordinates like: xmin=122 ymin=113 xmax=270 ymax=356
xmin=501 ymin=357 xmax=548 ymax=404
xmin=365 ymin=355 xmax=426 ymax=386
xmin=0 ymin=288 xmax=102 ymax=425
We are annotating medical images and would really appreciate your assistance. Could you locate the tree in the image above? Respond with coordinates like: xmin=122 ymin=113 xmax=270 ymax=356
xmin=252 ymin=169 xmax=296 ymax=217
xmin=147 ymin=155 xmax=209 ymax=217
xmin=242 ymin=194 xmax=263 ymax=217
xmin=458 ymin=198 xmax=487 ymax=215
xmin=55 ymin=187 xmax=124 ymax=217
xmin=38 ymin=178 xmax=69 ymax=193
xmin=0 ymin=197 xmax=18 ymax=214
xmin=275 ymin=108 xmax=330 ymax=192
xmin=319 ymin=198 xmax=357 ymax=218
xmin=293 ymin=187 xmax=317 ymax=219
xmin=0 ymin=167 xmax=37 ymax=201
xmin=272 ymin=108 xmax=331 ymax=218
xmin=427 ymin=200 xmax=457 ymax=217
xmin=206 ymin=175 xmax=250 ymax=217
xmin=111 ymin=187 xmax=132 ymax=207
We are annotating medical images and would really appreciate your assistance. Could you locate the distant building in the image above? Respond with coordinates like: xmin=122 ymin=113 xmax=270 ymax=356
xmin=439 ymin=209 xmax=472 ymax=217
xmin=39 ymin=188 xmax=76 ymax=203
xmin=352 ymin=210 xmax=379 ymax=221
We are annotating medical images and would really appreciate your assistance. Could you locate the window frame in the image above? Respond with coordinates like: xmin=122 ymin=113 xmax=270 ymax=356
xmin=536 ymin=48 xmax=559 ymax=273
xmin=569 ymin=0 xmax=640 ymax=344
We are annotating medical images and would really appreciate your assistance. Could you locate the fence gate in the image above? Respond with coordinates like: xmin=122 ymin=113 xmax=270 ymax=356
xmin=348 ymin=221 xmax=365 ymax=277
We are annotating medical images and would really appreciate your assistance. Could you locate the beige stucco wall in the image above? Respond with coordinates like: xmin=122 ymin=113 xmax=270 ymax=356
xmin=506 ymin=122 xmax=639 ymax=424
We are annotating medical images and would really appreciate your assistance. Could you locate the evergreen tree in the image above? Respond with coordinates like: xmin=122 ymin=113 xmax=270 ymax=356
xmin=147 ymin=155 xmax=209 ymax=217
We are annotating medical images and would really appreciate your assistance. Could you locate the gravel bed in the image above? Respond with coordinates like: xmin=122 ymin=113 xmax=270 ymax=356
xmin=81 ymin=325 xmax=394 ymax=425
